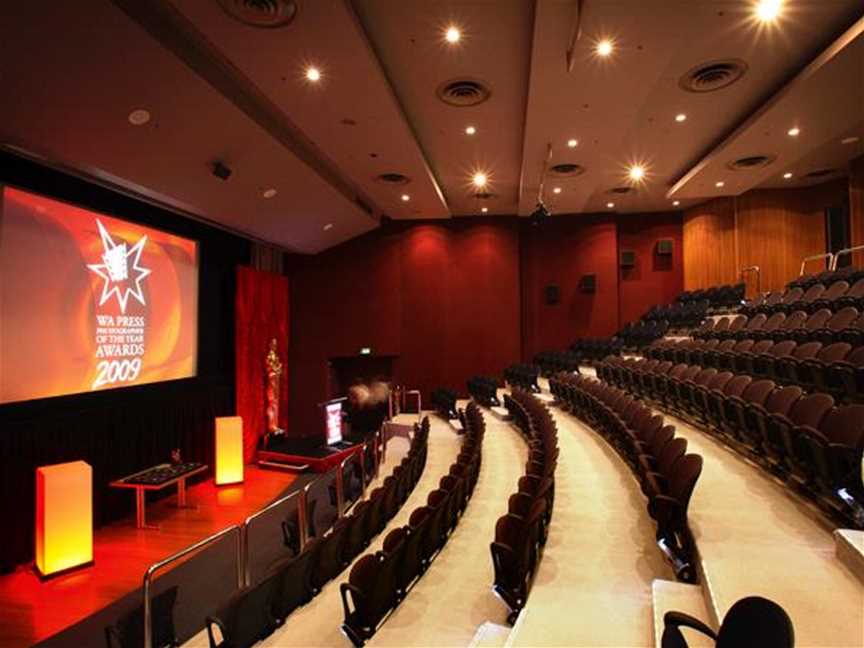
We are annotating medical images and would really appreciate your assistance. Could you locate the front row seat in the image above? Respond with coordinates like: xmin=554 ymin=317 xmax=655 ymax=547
xmin=662 ymin=596 xmax=794 ymax=648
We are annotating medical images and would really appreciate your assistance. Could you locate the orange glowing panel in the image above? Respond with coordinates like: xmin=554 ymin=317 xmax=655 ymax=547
xmin=35 ymin=461 xmax=93 ymax=578
xmin=215 ymin=416 xmax=244 ymax=485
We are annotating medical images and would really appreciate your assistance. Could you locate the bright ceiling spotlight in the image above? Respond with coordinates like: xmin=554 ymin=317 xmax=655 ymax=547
xmin=465 ymin=125 xmax=477 ymax=135
xmin=673 ymin=200 xmax=681 ymax=206
xmin=481 ymin=207 xmax=488 ymax=213
xmin=305 ymin=66 xmax=321 ymax=82
xmin=841 ymin=136 xmax=860 ymax=145
xmin=567 ymin=138 xmax=578 ymax=148
xmin=755 ymin=0 xmax=783 ymax=22
xmin=675 ymin=113 xmax=687 ymax=123
xmin=262 ymin=188 xmax=277 ymax=199
xmin=472 ymin=172 xmax=488 ymax=188
xmin=716 ymin=181 xmax=725 ymax=188
xmin=401 ymin=194 xmax=410 ymax=202
xmin=553 ymin=187 xmax=562 ymax=194
xmin=323 ymin=223 xmax=333 ymax=231
xmin=628 ymin=164 xmax=646 ymax=182
xmin=607 ymin=202 xmax=615 ymax=209
xmin=595 ymin=39 xmax=614 ymax=57
xmin=783 ymin=172 xmax=793 ymax=179
xmin=787 ymin=126 xmax=800 ymax=137
xmin=128 ymin=109 xmax=151 ymax=126
xmin=445 ymin=25 xmax=461 ymax=44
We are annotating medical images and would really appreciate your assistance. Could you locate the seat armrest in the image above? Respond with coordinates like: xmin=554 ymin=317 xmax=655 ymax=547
xmin=206 ymin=616 xmax=228 ymax=648
xmin=663 ymin=611 xmax=718 ymax=640
xmin=340 ymin=582 xmax=362 ymax=621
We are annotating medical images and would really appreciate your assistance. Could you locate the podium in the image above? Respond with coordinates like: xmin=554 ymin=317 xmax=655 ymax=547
xmin=35 ymin=461 xmax=93 ymax=578
xmin=215 ymin=416 xmax=244 ymax=485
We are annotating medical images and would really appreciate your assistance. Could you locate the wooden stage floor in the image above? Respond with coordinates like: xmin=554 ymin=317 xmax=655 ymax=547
xmin=0 ymin=466 xmax=297 ymax=648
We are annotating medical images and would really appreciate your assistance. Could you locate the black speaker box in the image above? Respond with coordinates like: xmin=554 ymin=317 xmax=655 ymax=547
xmin=544 ymin=284 xmax=560 ymax=305
xmin=579 ymin=274 xmax=596 ymax=293
xmin=656 ymin=238 xmax=674 ymax=256
xmin=620 ymin=250 xmax=636 ymax=267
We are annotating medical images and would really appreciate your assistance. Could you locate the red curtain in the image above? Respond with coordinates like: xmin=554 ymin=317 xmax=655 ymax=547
xmin=235 ymin=266 xmax=289 ymax=462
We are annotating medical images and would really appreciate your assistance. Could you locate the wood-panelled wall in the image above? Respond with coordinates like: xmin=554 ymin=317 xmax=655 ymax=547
xmin=684 ymin=180 xmax=847 ymax=295
xmin=850 ymin=154 xmax=864 ymax=267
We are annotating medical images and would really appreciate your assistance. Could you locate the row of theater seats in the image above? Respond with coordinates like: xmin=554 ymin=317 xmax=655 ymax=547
xmin=692 ymin=309 xmax=864 ymax=347
xmin=533 ymin=349 xmax=580 ymax=375
xmin=493 ymin=390 xmax=558 ymax=624
xmin=597 ymin=357 xmax=864 ymax=528
xmin=742 ymin=279 xmax=864 ymax=318
xmin=568 ymin=337 xmax=625 ymax=364
xmin=504 ymin=363 xmax=541 ymax=392
xmin=677 ymin=283 xmax=746 ymax=313
xmin=617 ymin=319 xmax=670 ymax=348
xmin=549 ymin=373 xmax=703 ymax=581
xmin=202 ymin=421 xmax=430 ymax=648
xmin=643 ymin=300 xmax=708 ymax=331
xmin=649 ymin=337 xmax=864 ymax=402
xmin=787 ymin=264 xmax=864 ymax=291
xmin=340 ymin=405 xmax=485 ymax=646
xmin=430 ymin=388 xmax=459 ymax=420
xmin=467 ymin=375 xmax=501 ymax=407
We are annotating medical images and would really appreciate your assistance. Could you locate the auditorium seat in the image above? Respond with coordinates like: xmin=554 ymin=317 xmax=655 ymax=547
xmin=733 ymin=339 xmax=775 ymax=374
xmin=763 ymin=392 xmax=834 ymax=474
xmin=749 ymin=312 xmax=786 ymax=341
xmin=490 ymin=514 xmax=534 ymax=624
xmin=742 ymin=385 xmax=803 ymax=456
xmin=662 ymin=596 xmax=794 ymax=648
xmin=105 ymin=586 xmax=178 ymax=648
xmin=751 ymin=340 xmax=797 ymax=379
xmin=768 ymin=310 xmax=808 ymax=342
xmin=311 ymin=518 xmax=350 ymax=590
xmin=811 ymin=279 xmax=849 ymax=312
xmin=772 ymin=341 xmax=822 ymax=383
xmin=206 ymin=574 xmax=280 ymax=648
xmin=835 ymin=277 xmax=864 ymax=311
xmin=340 ymin=553 xmax=398 ymax=646
xmin=641 ymin=437 xmax=688 ymax=499
xmin=788 ymin=308 xmax=832 ymax=343
xmin=794 ymin=342 xmax=852 ymax=392
xmin=810 ymin=306 xmax=859 ymax=345
xmin=706 ymin=374 xmax=752 ymax=435
xmin=270 ymin=542 xmax=321 ymax=621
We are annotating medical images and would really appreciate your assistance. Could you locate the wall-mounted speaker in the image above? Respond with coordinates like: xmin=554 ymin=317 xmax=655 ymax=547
xmin=579 ymin=274 xmax=596 ymax=293
xmin=544 ymin=284 xmax=560 ymax=305
xmin=620 ymin=250 xmax=636 ymax=268
xmin=656 ymin=238 xmax=674 ymax=256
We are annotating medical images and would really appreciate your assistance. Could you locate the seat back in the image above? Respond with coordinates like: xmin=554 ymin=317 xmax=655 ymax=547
xmin=743 ymin=313 xmax=767 ymax=332
xmin=313 ymin=518 xmax=350 ymax=587
xmin=816 ymin=342 xmax=851 ymax=363
xmin=751 ymin=340 xmax=775 ymax=354
xmin=823 ymin=280 xmax=850 ymax=301
xmin=716 ymin=596 xmax=795 ymax=648
xmin=781 ymin=287 xmax=804 ymax=305
xmin=779 ymin=311 xmax=807 ymax=331
xmin=707 ymin=371 xmax=734 ymax=392
xmin=742 ymin=380 xmax=776 ymax=406
xmin=271 ymin=540 xmax=321 ymax=620
xmin=728 ymin=315 xmax=748 ymax=332
xmin=801 ymin=283 xmax=826 ymax=303
xmin=787 ymin=393 xmax=835 ymax=427
xmin=210 ymin=576 xmax=280 ymax=648
xmin=106 ymin=586 xmax=178 ymax=648
xmin=803 ymin=309 xmax=832 ymax=331
xmin=847 ymin=277 xmax=864 ymax=299
xmin=657 ymin=438 xmax=688 ymax=476
xmin=822 ymin=405 xmax=864 ymax=448
xmin=791 ymin=341 xmax=822 ymax=360
xmin=827 ymin=306 xmax=859 ymax=331
xmin=723 ymin=375 xmax=752 ymax=398
xmin=732 ymin=340 xmax=756 ymax=354
xmin=769 ymin=341 xmax=797 ymax=358
xmin=764 ymin=386 xmax=804 ymax=417
xmin=762 ymin=312 xmax=786 ymax=332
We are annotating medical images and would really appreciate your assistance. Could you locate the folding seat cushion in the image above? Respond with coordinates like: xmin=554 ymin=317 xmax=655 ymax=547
xmin=835 ymin=277 xmax=864 ymax=311
xmin=770 ymin=310 xmax=808 ymax=342
xmin=789 ymin=308 xmax=832 ymax=344
xmin=207 ymin=575 xmax=280 ymax=648
xmin=662 ymin=595 xmax=795 ymax=648
xmin=705 ymin=317 xmax=731 ymax=343
xmin=764 ymin=392 xmax=834 ymax=475
xmin=270 ymin=539 xmax=322 ymax=621
xmin=810 ymin=306 xmax=860 ymax=346
xmin=710 ymin=375 xmax=752 ymax=433
xmin=795 ymin=283 xmax=827 ymax=313
xmin=642 ymin=437 xmax=688 ymax=498
xmin=811 ymin=279 xmax=849 ymax=312
xmin=838 ymin=311 xmax=864 ymax=348
xmin=752 ymin=340 xmax=797 ymax=379
xmin=825 ymin=345 xmax=864 ymax=400
xmin=340 ymin=553 xmax=396 ymax=645
xmin=797 ymin=405 xmax=864 ymax=502
xmin=733 ymin=313 xmax=767 ymax=341
xmin=718 ymin=315 xmax=748 ymax=340
xmin=773 ymin=287 xmax=804 ymax=314
xmin=743 ymin=385 xmax=803 ymax=456
xmin=490 ymin=515 xmax=533 ymax=616
xmin=733 ymin=339 xmax=774 ymax=374
xmin=772 ymin=341 xmax=823 ymax=384
xmin=311 ymin=518 xmax=351 ymax=589
xmin=750 ymin=312 xmax=786 ymax=341
xmin=757 ymin=291 xmax=785 ymax=314
xmin=794 ymin=342 xmax=851 ymax=392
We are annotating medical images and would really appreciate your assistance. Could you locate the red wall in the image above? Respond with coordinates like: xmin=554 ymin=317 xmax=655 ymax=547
xmin=288 ymin=213 xmax=683 ymax=438
xmin=617 ymin=212 xmax=684 ymax=325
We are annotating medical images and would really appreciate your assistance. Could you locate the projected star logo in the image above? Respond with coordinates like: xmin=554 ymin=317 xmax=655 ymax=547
xmin=87 ymin=220 xmax=151 ymax=314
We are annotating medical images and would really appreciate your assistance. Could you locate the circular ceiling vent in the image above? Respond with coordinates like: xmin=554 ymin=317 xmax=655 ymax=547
xmin=376 ymin=173 xmax=411 ymax=185
xmin=436 ymin=78 xmax=492 ymax=107
xmin=608 ymin=186 xmax=635 ymax=195
xmin=680 ymin=59 xmax=748 ymax=93
xmin=217 ymin=0 xmax=298 ymax=28
xmin=549 ymin=163 xmax=585 ymax=177
xmin=727 ymin=154 xmax=776 ymax=171
xmin=805 ymin=168 xmax=840 ymax=179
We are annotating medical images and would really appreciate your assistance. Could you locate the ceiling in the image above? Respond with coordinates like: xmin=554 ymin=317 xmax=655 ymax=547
xmin=0 ymin=0 xmax=861 ymax=253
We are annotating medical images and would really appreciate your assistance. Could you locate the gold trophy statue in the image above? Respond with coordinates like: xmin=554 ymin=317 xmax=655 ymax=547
xmin=265 ymin=338 xmax=284 ymax=438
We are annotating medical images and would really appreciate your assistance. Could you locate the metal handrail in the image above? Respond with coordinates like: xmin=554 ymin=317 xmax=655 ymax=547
xmin=799 ymin=252 xmax=834 ymax=276
xmin=740 ymin=265 xmax=761 ymax=296
xmin=143 ymin=524 xmax=242 ymax=648
xmin=832 ymin=245 xmax=864 ymax=271
xmin=242 ymin=489 xmax=302 ymax=586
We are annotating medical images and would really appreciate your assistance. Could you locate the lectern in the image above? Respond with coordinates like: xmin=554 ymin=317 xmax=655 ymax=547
xmin=35 ymin=461 xmax=93 ymax=578
xmin=215 ymin=416 xmax=244 ymax=485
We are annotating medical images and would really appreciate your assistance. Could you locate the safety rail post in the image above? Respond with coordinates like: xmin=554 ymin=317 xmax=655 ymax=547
xmin=335 ymin=460 xmax=346 ymax=518
xmin=799 ymin=252 xmax=834 ymax=276
xmin=143 ymin=525 xmax=241 ymax=648
xmin=832 ymin=245 xmax=864 ymax=271
xmin=298 ymin=481 xmax=311 ymax=550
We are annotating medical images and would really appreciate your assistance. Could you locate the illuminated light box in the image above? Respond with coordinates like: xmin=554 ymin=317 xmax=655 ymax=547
xmin=215 ymin=416 xmax=244 ymax=485
xmin=35 ymin=461 xmax=93 ymax=578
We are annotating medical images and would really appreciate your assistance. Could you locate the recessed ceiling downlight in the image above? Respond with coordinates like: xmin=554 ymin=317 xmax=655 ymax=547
xmin=549 ymin=163 xmax=585 ymax=177
xmin=436 ymin=78 xmax=492 ymax=107
xmin=217 ymin=0 xmax=297 ymax=28
xmin=128 ymin=109 xmax=151 ymax=126
xmin=727 ymin=154 xmax=776 ymax=171
xmin=680 ymin=59 xmax=748 ymax=93
xmin=376 ymin=173 xmax=411 ymax=185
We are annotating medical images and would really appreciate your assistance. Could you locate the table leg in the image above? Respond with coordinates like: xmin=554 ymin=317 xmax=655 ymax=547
xmin=174 ymin=477 xmax=197 ymax=509
xmin=135 ymin=489 xmax=159 ymax=530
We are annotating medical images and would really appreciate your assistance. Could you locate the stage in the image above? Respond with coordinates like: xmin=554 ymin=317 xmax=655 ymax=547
xmin=0 ymin=466 xmax=298 ymax=647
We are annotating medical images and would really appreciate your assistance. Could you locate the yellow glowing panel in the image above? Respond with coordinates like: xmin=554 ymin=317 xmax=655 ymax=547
xmin=215 ymin=416 xmax=244 ymax=485
xmin=35 ymin=461 xmax=93 ymax=577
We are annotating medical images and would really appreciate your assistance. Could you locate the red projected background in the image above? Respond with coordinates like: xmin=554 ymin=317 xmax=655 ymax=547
xmin=0 ymin=187 xmax=199 ymax=404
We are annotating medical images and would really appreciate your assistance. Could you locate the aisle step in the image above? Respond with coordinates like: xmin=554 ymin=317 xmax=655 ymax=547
xmin=835 ymin=529 xmax=864 ymax=583
xmin=651 ymin=579 xmax=714 ymax=648
xmin=468 ymin=622 xmax=512 ymax=648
